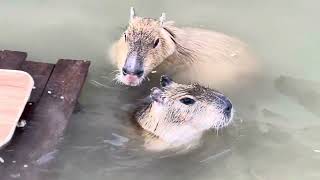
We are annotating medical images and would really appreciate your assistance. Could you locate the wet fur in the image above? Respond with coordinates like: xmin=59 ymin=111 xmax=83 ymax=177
xmin=109 ymin=15 xmax=259 ymax=89
xmin=133 ymin=79 xmax=233 ymax=151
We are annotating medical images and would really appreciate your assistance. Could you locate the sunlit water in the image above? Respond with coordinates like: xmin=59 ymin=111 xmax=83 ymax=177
xmin=1 ymin=0 xmax=320 ymax=179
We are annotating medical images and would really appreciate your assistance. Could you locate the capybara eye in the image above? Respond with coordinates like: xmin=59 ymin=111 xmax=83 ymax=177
xmin=124 ymin=33 xmax=127 ymax=41
xmin=153 ymin=38 xmax=160 ymax=48
xmin=180 ymin=97 xmax=195 ymax=105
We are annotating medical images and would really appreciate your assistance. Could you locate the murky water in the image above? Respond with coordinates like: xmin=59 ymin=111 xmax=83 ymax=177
xmin=1 ymin=0 xmax=320 ymax=179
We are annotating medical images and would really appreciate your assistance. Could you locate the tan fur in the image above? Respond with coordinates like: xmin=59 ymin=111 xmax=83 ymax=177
xmin=163 ymin=25 xmax=259 ymax=89
xmin=109 ymin=10 xmax=259 ymax=90
xmin=134 ymin=76 xmax=233 ymax=151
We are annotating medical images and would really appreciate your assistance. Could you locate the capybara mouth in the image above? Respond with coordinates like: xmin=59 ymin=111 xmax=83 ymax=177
xmin=119 ymin=74 xmax=144 ymax=86
xmin=213 ymin=110 xmax=234 ymax=129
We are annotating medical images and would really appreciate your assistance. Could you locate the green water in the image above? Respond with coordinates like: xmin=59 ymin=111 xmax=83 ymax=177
xmin=0 ymin=0 xmax=319 ymax=179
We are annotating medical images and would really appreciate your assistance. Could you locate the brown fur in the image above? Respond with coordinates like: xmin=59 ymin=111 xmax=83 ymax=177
xmin=133 ymin=76 xmax=233 ymax=151
xmin=109 ymin=9 xmax=259 ymax=90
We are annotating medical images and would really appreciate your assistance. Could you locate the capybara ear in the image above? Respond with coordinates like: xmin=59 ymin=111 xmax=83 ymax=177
xmin=159 ymin=12 xmax=166 ymax=26
xmin=150 ymin=87 xmax=164 ymax=103
xmin=129 ymin=7 xmax=136 ymax=22
xmin=160 ymin=75 xmax=173 ymax=88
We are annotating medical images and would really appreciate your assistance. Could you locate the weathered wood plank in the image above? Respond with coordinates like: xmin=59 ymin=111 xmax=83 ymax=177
xmin=19 ymin=61 xmax=55 ymax=121
xmin=0 ymin=59 xmax=90 ymax=180
xmin=20 ymin=61 xmax=55 ymax=103
xmin=0 ymin=50 xmax=27 ymax=69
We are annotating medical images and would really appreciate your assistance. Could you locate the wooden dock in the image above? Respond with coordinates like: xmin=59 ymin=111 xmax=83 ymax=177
xmin=0 ymin=50 xmax=90 ymax=180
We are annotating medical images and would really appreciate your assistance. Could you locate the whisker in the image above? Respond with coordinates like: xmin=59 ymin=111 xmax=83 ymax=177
xmin=109 ymin=69 xmax=121 ymax=76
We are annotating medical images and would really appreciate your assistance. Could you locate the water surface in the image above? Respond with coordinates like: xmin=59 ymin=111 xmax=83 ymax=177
xmin=0 ymin=0 xmax=319 ymax=179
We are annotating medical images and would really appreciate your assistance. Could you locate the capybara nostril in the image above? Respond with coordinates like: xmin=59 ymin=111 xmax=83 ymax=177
xmin=223 ymin=99 xmax=233 ymax=115
xmin=122 ymin=67 xmax=144 ymax=77
xmin=135 ymin=70 xmax=144 ymax=77
xmin=122 ymin=67 xmax=129 ymax=75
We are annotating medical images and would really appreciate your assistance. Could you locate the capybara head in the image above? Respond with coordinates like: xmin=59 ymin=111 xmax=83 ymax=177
xmin=114 ymin=7 xmax=176 ymax=86
xmin=151 ymin=75 xmax=233 ymax=129
xmin=136 ymin=75 xmax=234 ymax=146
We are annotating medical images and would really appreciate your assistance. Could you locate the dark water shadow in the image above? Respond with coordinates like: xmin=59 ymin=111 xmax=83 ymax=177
xmin=275 ymin=75 xmax=320 ymax=117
